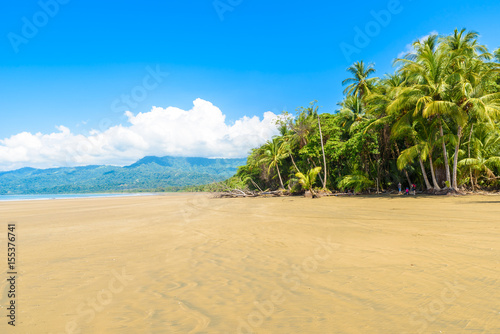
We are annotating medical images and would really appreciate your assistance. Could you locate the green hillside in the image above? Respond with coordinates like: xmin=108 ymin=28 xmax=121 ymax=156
xmin=0 ymin=156 xmax=246 ymax=194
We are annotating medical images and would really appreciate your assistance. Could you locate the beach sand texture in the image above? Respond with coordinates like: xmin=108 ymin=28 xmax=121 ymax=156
xmin=0 ymin=194 xmax=499 ymax=333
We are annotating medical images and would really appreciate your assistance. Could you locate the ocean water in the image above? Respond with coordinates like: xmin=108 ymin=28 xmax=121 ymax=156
xmin=0 ymin=193 xmax=156 ymax=202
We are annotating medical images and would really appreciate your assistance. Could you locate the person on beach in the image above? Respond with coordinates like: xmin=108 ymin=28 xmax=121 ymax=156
xmin=405 ymin=187 xmax=409 ymax=196
xmin=398 ymin=182 xmax=402 ymax=194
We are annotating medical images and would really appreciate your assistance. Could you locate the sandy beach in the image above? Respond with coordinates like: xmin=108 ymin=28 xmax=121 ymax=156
xmin=0 ymin=194 xmax=499 ymax=333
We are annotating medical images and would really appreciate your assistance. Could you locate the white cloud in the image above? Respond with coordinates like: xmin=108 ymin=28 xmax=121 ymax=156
xmin=397 ymin=31 xmax=439 ymax=58
xmin=0 ymin=99 xmax=280 ymax=171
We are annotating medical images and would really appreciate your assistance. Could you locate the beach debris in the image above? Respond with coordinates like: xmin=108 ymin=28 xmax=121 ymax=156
xmin=215 ymin=189 xmax=290 ymax=198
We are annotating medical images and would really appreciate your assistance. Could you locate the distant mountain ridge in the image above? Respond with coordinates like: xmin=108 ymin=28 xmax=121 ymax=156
xmin=0 ymin=156 xmax=246 ymax=194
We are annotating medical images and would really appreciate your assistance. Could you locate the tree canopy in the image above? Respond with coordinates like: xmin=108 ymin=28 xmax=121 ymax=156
xmin=235 ymin=29 xmax=500 ymax=194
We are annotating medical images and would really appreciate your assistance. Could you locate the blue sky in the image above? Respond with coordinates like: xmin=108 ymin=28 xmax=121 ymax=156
xmin=0 ymin=0 xmax=499 ymax=170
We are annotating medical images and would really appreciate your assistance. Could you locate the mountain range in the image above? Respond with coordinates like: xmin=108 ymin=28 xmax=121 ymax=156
xmin=0 ymin=156 xmax=246 ymax=194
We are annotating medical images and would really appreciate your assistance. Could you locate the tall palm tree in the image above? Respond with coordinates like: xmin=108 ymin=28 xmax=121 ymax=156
xmin=336 ymin=95 xmax=368 ymax=132
xmin=441 ymin=29 xmax=490 ymax=61
xmin=342 ymin=61 xmax=378 ymax=100
xmin=390 ymin=34 xmax=454 ymax=188
xmin=259 ymin=137 xmax=289 ymax=189
xmin=442 ymin=29 xmax=500 ymax=189
xmin=303 ymin=101 xmax=328 ymax=189
xmin=288 ymin=110 xmax=315 ymax=148
xmin=288 ymin=103 xmax=328 ymax=188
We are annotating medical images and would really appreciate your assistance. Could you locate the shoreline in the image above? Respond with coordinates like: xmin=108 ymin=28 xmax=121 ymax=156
xmin=0 ymin=192 xmax=158 ymax=202
xmin=1 ymin=189 xmax=499 ymax=203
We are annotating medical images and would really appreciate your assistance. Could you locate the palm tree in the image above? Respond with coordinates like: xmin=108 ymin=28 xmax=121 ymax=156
xmin=342 ymin=61 xmax=378 ymax=100
xmin=259 ymin=137 xmax=289 ymax=189
xmin=336 ymin=95 xmax=369 ymax=132
xmin=288 ymin=110 xmax=315 ymax=149
xmin=440 ymin=29 xmax=496 ymax=190
xmin=296 ymin=167 xmax=322 ymax=196
xmin=459 ymin=127 xmax=500 ymax=188
xmin=441 ymin=29 xmax=490 ymax=61
xmin=304 ymin=101 xmax=328 ymax=189
xmin=288 ymin=103 xmax=328 ymax=188
xmin=390 ymin=34 xmax=454 ymax=188
xmin=281 ymin=129 xmax=302 ymax=174
xmin=392 ymin=115 xmax=435 ymax=191
xmin=364 ymin=73 xmax=410 ymax=191
xmin=338 ymin=172 xmax=374 ymax=193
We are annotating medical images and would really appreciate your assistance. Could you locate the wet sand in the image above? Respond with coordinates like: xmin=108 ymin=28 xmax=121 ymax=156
xmin=0 ymin=194 xmax=499 ymax=333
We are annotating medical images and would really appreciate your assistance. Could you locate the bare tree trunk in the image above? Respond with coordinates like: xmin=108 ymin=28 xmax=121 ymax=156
xmin=429 ymin=153 xmax=441 ymax=191
xmin=317 ymin=115 xmax=328 ymax=189
xmin=452 ymin=126 xmax=463 ymax=190
xmin=439 ymin=118 xmax=451 ymax=187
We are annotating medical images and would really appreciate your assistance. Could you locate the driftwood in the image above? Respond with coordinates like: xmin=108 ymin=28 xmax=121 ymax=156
xmin=215 ymin=189 xmax=338 ymax=198
xmin=215 ymin=189 xmax=291 ymax=198
xmin=214 ymin=188 xmax=495 ymax=198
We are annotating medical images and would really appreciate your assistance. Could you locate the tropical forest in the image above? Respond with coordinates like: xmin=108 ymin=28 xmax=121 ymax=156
xmin=230 ymin=29 xmax=500 ymax=195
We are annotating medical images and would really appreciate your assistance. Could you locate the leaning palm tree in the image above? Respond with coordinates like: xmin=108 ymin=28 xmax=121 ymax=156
xmin=342 ymin=61 xmax=378 ymax=100
xmin=259 ymin=137 xmax=289 ymax=189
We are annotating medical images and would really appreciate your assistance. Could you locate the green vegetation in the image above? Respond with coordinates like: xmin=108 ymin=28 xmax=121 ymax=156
xmin=234 ymin=29 xmax=500 ymax=193
xmin=296 ymin=167 xmax=322 ymax=195
xmin=0 ymin=156 xmax=246 ymax=195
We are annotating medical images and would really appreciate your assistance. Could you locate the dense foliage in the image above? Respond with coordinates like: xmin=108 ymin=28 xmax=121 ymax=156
xmin=236 ymin=29 xmax=500 ymax=193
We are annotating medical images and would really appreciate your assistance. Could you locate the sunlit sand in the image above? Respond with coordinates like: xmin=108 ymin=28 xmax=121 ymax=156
xmin=1 ymin=194 xmax=498 ymax=333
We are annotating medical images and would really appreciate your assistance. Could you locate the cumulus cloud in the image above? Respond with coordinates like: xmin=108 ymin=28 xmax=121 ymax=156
xmin=0 ymin=99 xmax=280 ymax=171
xmin=397 ymin=31 xmax=439 ymax=58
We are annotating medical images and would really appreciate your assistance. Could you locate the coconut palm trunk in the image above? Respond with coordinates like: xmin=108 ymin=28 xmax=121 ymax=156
xmin=428 ymin=153 xmax=441 ymax=190
xmin=289 ymin=152 xmax=301 ymax=174
xmin=452 ymin=125 xmax=463 ymax=190
xmin=468 ymin=124 xmax=474 ymax=191
xmin=275 ymin=165 xmax=284 ymax=189
xmin=419 ymin=157 xmax=433 ymax=190
xmin=439 ymin=119 xmax=452 ymax=187
xmin=317 ymin=115 xmax=328 ymax=189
